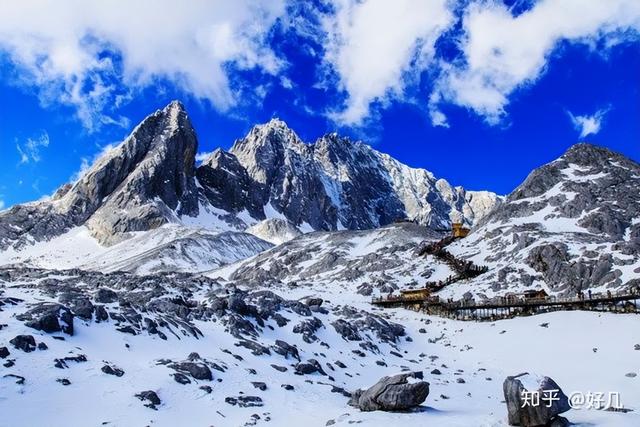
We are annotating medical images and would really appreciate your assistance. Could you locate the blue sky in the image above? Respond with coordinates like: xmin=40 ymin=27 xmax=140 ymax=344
xmin=0 ymin=0 xmax=639 ymax=209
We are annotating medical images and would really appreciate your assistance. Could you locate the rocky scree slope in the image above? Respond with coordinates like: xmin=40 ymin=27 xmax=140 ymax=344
xmin=446 ymin=143 xmax=640 ymax=298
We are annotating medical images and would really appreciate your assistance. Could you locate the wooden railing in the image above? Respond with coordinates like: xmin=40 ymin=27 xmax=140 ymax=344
xmin=372 ymin=288 xmax=640 ymax=311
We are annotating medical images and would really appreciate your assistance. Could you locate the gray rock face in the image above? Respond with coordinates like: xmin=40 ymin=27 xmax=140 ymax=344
xmin=348 ymin=372 xmax=429 ymax=412
xmin=503 ymin=373 xmax=570 ymax=426
xmin=16 ymin=303 xmax=74 ymax=335
xmin=9 ymin=335 xmax=36 ymax=353
xmin=0 ymin=103 xmax=498 ymax=257
xmin=135 ymin=390 xmax=161 ymax=410
xmin=0 ymin=101 xmax=200 ymax=248
xmin=452 ymin=143 xmax=640 ymax=296
xmin=199 ymin=118 xmax=498 ymax=231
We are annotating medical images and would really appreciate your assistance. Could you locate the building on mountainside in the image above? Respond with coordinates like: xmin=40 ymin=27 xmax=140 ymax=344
xmin=522 ymin=289 xmax=549 ymax=300
xmin=400 ymin=288 xmax=432 ymax=300
xmin=505 ymin=289 xmax=549 ymax=303
xmin=451 ymin=222 xmax=470 ymax=238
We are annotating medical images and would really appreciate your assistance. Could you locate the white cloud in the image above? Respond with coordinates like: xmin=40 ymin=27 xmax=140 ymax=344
xmin=0 ymin=199 xmax=4 ymax=210
xmin=321 ymin=0 xmax=453 ymax=124
xmin=16 ymin=131 xmax=50 ymax=164
xmin=568 ymin=107 xmax=609 ymax=138
xmin=430 ymin=0 xmax=640 ymax=125
xmin=0 ymin=0 xmax=287 ymax=131
xmin=195 ymin=151 xmax=215 ymax=163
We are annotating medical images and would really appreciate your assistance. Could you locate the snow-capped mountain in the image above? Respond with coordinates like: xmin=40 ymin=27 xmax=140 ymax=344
xmin=1 ymin=103 xmax=639 ymax=427
xmin=446 ymin=143 xmax=640 ymax=298
xmin=0 ymin=101 xmax=499 ymax=270
xmin=201 ymin=118 xmax=500 ymax=232
xmin=0 ymin=101 xmax=201 ymax=249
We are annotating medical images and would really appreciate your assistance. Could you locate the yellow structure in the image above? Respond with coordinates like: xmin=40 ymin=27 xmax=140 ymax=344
xmin=400 ymin=288 xmax=431 ymax=300
xmin=451 ymin=222 xmax=470 ymax=238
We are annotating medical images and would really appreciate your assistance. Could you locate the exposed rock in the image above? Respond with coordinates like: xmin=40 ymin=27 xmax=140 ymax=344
xmin=95 ymin=288 xmax=119 ymax=304
xmin=3 ymin=374 xmax=25 ymax=384
xmin=251 ymin=381 xmax=267 ymax=391
xmin=17 ymin=303 xmax=74 ymax=335
xmin=348 ymin=372 xmax=429 ymax=412
xmin=135 ymin=390 xmax=161 ymax=410
xmin=503 ymin=373 xmax=570 ymax=427
xmin=9 ymin=335 xmax=36 ymax=353
xmin=168 ymin=361 xmax=212 ymax=381
xmin=0 ymin=347 xmax=10 ymax=358
xmin=173 ymin=373 xmax=191 ymax=384
xmin=102 ymin=364 xmax=125 ymax=377
xmin=292 ymin=317 xmax=324 ymax=343
xmin=54 ymin=354 xmax=88 ymax=369
xmin=272 ymin=340 xmax=300 ymax=361
xmin=294 ymin=359 xmax=326 ymax=376
xmin=304 ymin=298 xmax=323 ymax=307
xmin=225 ymin=396 xmax=263 ymax=408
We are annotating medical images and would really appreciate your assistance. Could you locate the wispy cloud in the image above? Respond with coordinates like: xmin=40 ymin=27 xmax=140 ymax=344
xmin=16 ymin=131 xmax=50 ymax=164
xmin=321 ymin=0 xmax=453 ymax=125
xmin=0 ymin=0 xmax=639 ymax=131
xmin=0 ymin=1 xmax=287 ymax=131
xmin=428 ymin=0 xmax=640 ymax=126
xmin=568 ymin=107 xmax=610 ymax=138
xmin=0 ymin=199 xmax=5 ymax=210
xmin=318 ymin=0 xmax=640 ymax=126
xmin=195 ymin=151 xmax=215 ymax=163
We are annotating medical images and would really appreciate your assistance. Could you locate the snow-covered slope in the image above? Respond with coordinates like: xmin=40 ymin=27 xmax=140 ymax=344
xmin=0 ymin=224 xmax=272 ymax=275
xmin=210 ymin=223 xmax=455 ymax=295
xmin=79 ymin=227 xmax=273 ymax=275
xmin=445 ymin=143 xmax=640 ymax=299
xmin=246 ymin=219 xmax=302 ymax=245
xmin=1 ymin=266 xmax=638 ymax=427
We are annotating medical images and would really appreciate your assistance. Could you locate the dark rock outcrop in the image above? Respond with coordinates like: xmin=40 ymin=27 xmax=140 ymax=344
xmin=17 ymin=304 xmax=74 ymax=335
xmin=348 ymin=372 xmax=429 ymax=412
xmin=0 ymin=101 xmax=200 ymax=248
xmin=9 ymin=335 xmax=36 ymax=353
xmin=503 ymin=373 xmax=570 ymax=426
xmin=135 ymin=390 xmax=161 ymax=410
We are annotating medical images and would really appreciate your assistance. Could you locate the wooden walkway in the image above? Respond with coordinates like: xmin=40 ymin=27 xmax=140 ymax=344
xmin=371 ymin=290 xmax=640 ymax=321
xmin=375 ymin=232 xmax=640 ymax=320
xmin=416 ymin=236 xmax=488 ymax=292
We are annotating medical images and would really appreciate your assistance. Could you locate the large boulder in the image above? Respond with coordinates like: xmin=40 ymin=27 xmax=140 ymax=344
xmin=503 ymin=373 xmax=570 ymax=426
xmin=348 ymin=372 xmax=429 ymax=412
xmin=9 ymin=335 xmax=36 ymax=353
xmin=17 ymin=303 xmax=74 ymax=335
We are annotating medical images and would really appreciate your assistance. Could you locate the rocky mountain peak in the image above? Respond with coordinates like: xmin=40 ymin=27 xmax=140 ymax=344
xmin=230 ymin=118 xmax=305 ymax=185
xmin=0 ymin=101 xmax=201 ymax=249
xmin=562 ymin=142 xmax=622 ymax=167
